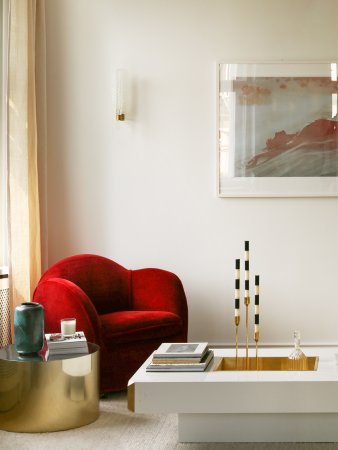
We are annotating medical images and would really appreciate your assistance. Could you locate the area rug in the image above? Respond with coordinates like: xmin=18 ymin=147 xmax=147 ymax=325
xmin=0 ymin=391 xmax=338 ymax=450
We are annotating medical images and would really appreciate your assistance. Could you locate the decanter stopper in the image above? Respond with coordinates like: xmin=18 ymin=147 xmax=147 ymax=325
xmin=288 ymin=330 xmax=306 ymax=360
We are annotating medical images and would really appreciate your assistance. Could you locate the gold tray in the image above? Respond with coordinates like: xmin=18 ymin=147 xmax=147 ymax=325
xmin=213 ymin=356 xmax=319 ymax=371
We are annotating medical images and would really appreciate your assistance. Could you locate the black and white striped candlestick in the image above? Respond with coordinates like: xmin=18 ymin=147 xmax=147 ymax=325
xmin=244 ymin=241 xmax=250 ymax=300
xmin=244 ymin=241 xmax=250 ymax=360
xmin=255 ymin=275 xmax=260 ymax=362
xmin=235 ymin=259 xmax=240 ymax=360
xmin=235 ymin=259 xmax=240 ymax=325
xmin=254 ymin=275 xmax=260 ymax=338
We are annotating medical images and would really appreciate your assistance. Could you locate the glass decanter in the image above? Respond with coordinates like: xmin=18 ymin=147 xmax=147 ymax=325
xmin=288 ymin=330 xmax=306 ymax=360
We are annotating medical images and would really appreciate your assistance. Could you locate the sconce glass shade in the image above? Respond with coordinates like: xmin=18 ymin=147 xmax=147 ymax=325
xmin=116 ymin=69 xmax=126 ymax=121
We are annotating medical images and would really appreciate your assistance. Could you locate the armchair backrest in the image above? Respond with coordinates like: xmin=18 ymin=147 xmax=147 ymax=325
xmin=39 ymin=254 xmax=132 ymax=314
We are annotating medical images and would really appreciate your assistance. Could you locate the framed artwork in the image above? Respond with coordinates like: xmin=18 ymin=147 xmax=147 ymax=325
xmin=218 ymin=61 xmax=338 ymax=197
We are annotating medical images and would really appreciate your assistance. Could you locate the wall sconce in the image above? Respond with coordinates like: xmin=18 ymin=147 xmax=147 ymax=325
xmin=116 ymin=69 xmax=126 ymax=121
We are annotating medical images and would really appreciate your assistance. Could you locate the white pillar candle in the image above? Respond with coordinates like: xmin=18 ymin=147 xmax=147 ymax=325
xmin=61 ymin=318 xmax=76 ymax=336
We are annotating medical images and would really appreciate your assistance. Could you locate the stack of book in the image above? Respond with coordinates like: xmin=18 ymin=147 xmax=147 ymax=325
xmin=45 ymin=331 xmax=88 ymax=360
xmin=146 ymin=342 xmax=213 ymax=372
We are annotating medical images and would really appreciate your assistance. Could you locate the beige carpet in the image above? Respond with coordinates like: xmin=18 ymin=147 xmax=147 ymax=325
xmin=1 ymin=391 xmax=338 ymax=450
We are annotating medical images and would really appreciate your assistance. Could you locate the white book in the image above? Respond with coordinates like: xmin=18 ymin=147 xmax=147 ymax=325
xmin=45 ymin=347 xmax=89 ymax=360
xmin=46 ymin=344 xmax=89 ymax=356
xmin=45 ymin=331 xmax=87 ymax=349
xmin=153 ymin=342 xmax=209 ymax=359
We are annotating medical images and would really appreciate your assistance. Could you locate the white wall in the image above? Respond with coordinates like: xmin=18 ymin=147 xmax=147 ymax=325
xmin=44 ymin=0 xmax=338 ymax=345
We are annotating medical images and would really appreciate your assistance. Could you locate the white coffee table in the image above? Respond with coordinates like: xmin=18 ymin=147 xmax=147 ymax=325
xmin=128 ymin=346 xmax=338 ymax=442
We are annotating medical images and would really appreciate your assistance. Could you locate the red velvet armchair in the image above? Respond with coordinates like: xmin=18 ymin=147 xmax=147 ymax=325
xmin=33 ymin=254 xmax=188 ymax=392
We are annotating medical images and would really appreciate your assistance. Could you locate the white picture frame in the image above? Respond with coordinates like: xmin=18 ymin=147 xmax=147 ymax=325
xmin=217 ymin=61 xmax=338 ymax=197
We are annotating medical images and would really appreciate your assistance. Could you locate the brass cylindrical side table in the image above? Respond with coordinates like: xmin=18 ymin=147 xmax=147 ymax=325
xmin=0 ymin=343 xmax=100 ymax=432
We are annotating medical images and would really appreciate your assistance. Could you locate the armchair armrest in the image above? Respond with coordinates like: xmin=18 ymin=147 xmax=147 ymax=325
xmin=33 ymin=277 xmax=103 ymax=345
xmin=131 ymin=268 xmax=188 ymax=337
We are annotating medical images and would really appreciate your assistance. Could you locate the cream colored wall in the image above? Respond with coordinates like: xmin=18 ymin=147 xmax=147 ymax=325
xmin=44 ymin=0 xmax=338 ymax=345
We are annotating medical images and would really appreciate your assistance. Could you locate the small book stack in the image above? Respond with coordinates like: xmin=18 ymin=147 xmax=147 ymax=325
xmin=45 ymin=331 xmax=88 ymax=360
xmin=146 ymin=342 xmax=213 ymax=372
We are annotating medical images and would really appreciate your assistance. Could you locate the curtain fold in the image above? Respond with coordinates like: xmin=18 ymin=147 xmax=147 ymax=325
xmin=7 ymin=0 xmax=45 ymax=326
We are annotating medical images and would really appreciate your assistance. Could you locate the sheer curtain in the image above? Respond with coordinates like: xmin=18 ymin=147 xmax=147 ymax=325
xmin=7 ymin=0 xmax=46 ymax=330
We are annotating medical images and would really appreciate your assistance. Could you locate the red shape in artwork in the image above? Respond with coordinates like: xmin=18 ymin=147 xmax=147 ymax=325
xmin=247 ymin=119 xmax=338 ymax=169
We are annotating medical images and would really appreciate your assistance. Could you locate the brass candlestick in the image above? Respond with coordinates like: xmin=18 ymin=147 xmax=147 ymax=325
xmin=234 ymin=316 xmax=240 ymax=362
xmin=232 ymin=242 xmax=260 ymax=370
xmin=255 ymin=330 xmax=259 ymax=368
xmin=244 ymin=296 xmax=250 ymax=361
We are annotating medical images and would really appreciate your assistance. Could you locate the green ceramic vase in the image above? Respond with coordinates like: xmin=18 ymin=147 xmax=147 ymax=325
xmin=14 ymin=302 xmax=44 ymax=354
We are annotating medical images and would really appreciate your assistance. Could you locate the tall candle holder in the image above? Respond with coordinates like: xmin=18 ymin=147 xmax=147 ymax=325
xmin=233 ymin=241 xmax=259 ymax=367
xmin=226 ymin=241 xmax=319 ymax=372
xmin=235 ymin=315 xmax=240 ymax=362
xmin=244 ymin=296 xmax=250 ymax=362
xmin=234 ymin=259 xmax=240 ymax=362
xmin=244 ymin=241 xmax=250 ymax=362
xmin=254 ymin=275 xmax=260 ymax=363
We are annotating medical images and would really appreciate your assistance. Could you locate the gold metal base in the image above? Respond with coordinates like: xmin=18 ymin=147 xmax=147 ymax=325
xmin=244 ymin=297 xmax=250 ymax=359
xmin=213 ymin=356 xmax=319 ymax=371
xmin=255 ymin=334 xmax=259 ymax=360
xmin=0 ymin=344 xmax=100 ymax=432
xmin=116 ymin=113 xmax=125 ymax=121
xmin=128 ymin=383 xmax=135 ymax=412
xmin=234 ymin=317 xmax=240 ymax=360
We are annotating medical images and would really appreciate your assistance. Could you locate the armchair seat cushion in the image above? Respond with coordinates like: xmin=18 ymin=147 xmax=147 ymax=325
xmin=100 ymin=310 xmax=182 ymax=345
